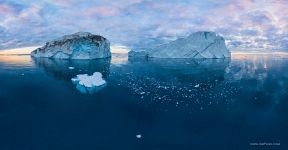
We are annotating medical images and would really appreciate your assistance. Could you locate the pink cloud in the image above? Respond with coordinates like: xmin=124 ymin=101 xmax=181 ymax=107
xmin=85 ymin=6 xmax=119 ymax=17
xmin=49 ymin=0 xmax=81 ymax=7
xmin=0 ymin=4 xmax=16 ymax=16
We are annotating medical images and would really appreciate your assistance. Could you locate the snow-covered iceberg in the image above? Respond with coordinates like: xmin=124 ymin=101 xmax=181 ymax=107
xmin=128 ymin=31 xmax=230 ymax=59
xmin=31 ymin=32 xmax=111 ymax=59
xmin=71 ymin=72 xmax=106 ymax=94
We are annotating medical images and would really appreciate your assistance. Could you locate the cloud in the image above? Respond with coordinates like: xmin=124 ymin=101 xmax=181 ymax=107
xmin=0 ymin=0 xmax=287 ymax=51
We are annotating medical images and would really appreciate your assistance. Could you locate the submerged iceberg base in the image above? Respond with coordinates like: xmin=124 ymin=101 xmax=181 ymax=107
xmin=71 ymin=72 xmax=106 ymax=94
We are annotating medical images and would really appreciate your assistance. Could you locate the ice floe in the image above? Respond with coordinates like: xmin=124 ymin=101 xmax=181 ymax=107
xmin=71 ymin=72 xmax=106 ymax=94
xmin=136 ymin=134 xmax=142 ymax=139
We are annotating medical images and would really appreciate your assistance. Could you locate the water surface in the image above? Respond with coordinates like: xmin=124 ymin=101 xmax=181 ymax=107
xmin=0 ymin=53 xmax=287 ymax=149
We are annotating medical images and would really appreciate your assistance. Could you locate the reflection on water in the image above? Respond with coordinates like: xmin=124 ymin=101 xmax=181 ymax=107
xmin=0 ymin=54 xmax=288 ymax=149
xmin=128 ymin=57 xmax=230 ymax=82
xmin=225 ymin=54 xmax=288 ymax=112
xmin=0 ymin=55 xmax=33 ymax=68
xmin=0 ymin=54 xmax=287 ymax=110
xmin=32 ymin=57 xmax=111 ymax=81
xmin=32 ymin=57 xmax=111 ymax=94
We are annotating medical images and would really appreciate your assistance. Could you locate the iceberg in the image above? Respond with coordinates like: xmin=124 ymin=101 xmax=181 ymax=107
xmin=71 ymin=72 xmax=106 ymax=94
xmin=31 ymin=32 xmax=111 ymax=59
xmin=128 ymin=31 xmax=230 ymax=59
xmin=128 ymin=50 xmax=148 ymax=58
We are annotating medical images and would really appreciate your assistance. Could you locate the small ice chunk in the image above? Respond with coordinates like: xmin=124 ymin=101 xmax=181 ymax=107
xmin=21 ymin=73 xmax=25 ymax=76
xmin=139 ymin=92 xmax=145 ymax=95
xmin=68 ymin=67 xmax=75 ymax=69
xmin=136 ymin=134 xmax=142 ymax=139
xmin=194 ymin=84 xmax=200 ymax=88
xmin=71 ymin=72 xmax=106 ymax=94
xmin=72 ymin=72 xmax=106 ymax=87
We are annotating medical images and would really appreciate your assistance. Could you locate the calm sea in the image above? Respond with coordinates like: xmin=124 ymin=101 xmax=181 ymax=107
xmin=0 ymin=53 xmax=287 ymax=149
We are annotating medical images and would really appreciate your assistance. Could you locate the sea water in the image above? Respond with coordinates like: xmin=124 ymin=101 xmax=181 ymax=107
xmin=0 ymin=53 xmax=287 ymax=149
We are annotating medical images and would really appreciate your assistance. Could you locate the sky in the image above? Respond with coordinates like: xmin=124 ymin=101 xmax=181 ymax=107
xmin=0 ymin=0 xmax=288 ymax=51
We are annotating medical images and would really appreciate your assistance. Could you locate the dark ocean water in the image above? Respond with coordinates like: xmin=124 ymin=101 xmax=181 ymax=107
xmin=0 ymin=54 xmax=287 ymax=150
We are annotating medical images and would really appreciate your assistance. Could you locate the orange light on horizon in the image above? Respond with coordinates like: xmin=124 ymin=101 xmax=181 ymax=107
xmin=0 ymin=46 xmax=39 ymax=55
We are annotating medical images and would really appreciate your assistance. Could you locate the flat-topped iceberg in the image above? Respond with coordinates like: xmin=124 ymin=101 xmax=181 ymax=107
xmin=31 ymin=32 xmax=111 ymax=59
xmin=129 ymin=31 xmax=230 ymax=59
xmin=71 ymin=72 xmax=106 ymax=94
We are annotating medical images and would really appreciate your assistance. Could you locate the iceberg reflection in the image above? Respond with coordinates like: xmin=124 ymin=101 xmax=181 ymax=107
xmin=128 ymin=57 xmax=231 ymax=83
xmin=32 ymin=57 xmax=111 ymax=94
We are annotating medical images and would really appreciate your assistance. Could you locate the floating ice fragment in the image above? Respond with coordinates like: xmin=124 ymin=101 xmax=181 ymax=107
xmin=68 ymin=67 xmax=75 ymax=69
xmin=71 ymin=72 xmax=106 ymax=94
xmin=136 ymin=134 xmax=142 ymax=139
xmin=72 ymin=72 xmax=105 ymax=87
xmin=194 ymin=84 xmax=200 ymax=88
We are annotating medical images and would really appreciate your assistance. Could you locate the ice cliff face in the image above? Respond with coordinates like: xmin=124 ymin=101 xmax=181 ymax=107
xmin=31 ymin=32 xmax=111 ymax=59
xmin=129 ymin=31 xmax=230 ymax=59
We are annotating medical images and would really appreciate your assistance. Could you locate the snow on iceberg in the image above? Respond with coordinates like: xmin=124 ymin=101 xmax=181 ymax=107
xmin=71 ymin=72 xmax=106 ymax=94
